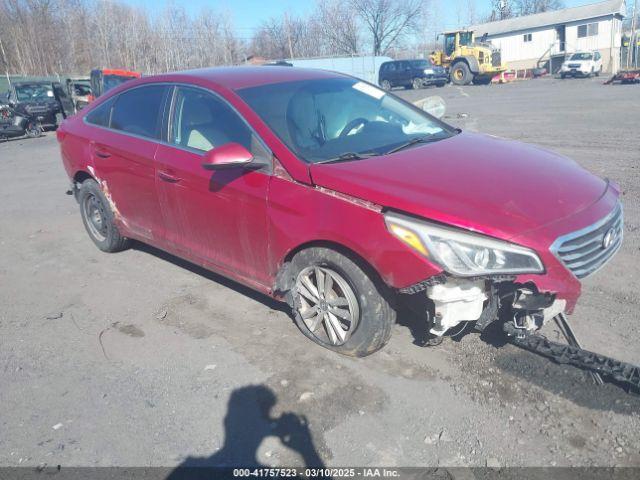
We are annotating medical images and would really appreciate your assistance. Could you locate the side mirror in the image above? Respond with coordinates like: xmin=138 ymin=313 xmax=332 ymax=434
xmin=201 ymin=142 xmax=253 ymax=170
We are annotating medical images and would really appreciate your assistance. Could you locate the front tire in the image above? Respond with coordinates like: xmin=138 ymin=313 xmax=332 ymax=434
xmin=450 ymin=62 xmax=472 ymax=85
xmin=288 ymin=247 xmax=395 ymax=357
xmin=412 ymin=77 xmax=423 ymax=89
xmin=78 ymin=178 xmax=131 ymax=252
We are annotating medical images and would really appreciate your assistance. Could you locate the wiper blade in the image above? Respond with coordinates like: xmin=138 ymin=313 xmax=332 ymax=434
xmin=386 ymin=136 xmax=432 ymax=154
xmin=316 ymin=151 xmax=378 ymax=164
xmin=386 ymin=132 xmax=452 ymax=155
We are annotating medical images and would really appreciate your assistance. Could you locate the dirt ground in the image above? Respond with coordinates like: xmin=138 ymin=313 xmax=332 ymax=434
xmin=0 ymin=77 xmax=639 ymax=470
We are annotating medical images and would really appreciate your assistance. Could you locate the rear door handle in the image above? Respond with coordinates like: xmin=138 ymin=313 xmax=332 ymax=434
xmin=158 ymin=171 xmax=182 ymax=183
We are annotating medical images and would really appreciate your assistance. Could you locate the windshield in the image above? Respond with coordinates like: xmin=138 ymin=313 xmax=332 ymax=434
xmin=15 ymin=84 xmax=54 ymax=102
xmin=459 ymin=32 xmax=473 ymax=46
xmin=237 ymin=78 xmax=454 ymax=163
xmin=103 ymin=75 xmax=136 ymax=93
xmin=569 ymin=53 xmax=592 ymax=61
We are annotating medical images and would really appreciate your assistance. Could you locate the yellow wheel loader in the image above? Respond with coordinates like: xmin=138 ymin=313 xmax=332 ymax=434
xmin=430 ymin=30 xmax=506 ymax=85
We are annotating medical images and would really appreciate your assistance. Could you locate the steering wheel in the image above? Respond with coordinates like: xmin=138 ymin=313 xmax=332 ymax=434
xmin=339 ymin=118 xmax=369 ymax=138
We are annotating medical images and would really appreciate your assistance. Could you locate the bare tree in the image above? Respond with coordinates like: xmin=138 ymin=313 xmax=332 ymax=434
xmin=314 ymin=0 xmax=360 ymax=54
xmin=488 ymin=0 xmax=514 ymax=21
xmin=514 ymin=0 xmax=564 ymax=16
xmin=251 ymin=14 xmax=323 ymax=59
xmin=351 ymin=0 xmax=423 ymax=55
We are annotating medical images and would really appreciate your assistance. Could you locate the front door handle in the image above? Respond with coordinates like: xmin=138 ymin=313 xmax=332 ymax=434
xmin=158 ymin=171 xmax=182 ymax=183
xmin=95 ymin=149 xmax=111 ymax=159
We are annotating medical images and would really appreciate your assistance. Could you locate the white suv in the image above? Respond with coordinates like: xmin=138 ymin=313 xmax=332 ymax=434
xmin=560 ymin=51 xmax=603 ymax=78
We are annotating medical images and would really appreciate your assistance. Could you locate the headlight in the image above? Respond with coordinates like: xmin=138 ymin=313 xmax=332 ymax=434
xmin=423 ymin=68 xmax=434 ymax=75
xmin=385 ymin=212 xmax=544 ymax=276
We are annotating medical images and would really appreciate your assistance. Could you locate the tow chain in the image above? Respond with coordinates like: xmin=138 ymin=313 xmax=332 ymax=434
xmin=503 ymin=321 xmax=640 ymax=393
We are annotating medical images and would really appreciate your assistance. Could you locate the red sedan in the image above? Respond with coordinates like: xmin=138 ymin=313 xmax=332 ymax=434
xmin=57 ymin=67 xmax=622 ymax=355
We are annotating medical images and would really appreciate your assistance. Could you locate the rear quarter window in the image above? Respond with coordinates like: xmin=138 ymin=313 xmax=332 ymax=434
xmin=85 ymin=98 xmax=115 ymax=127
xmin=110 ymin=85 xmax=167 ymax=139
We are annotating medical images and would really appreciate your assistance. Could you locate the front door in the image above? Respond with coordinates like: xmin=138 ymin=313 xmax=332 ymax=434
xmin=154 ymin=86 xmax=272 ymax=288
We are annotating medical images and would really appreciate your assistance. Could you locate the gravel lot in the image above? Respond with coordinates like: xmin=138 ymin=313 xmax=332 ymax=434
xmin=1 ymin=77 xmax=639 ymax=470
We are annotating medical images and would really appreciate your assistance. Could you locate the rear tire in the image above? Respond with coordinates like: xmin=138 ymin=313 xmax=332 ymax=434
xmin=78 ymin=178 xmax=131 ymax=253
xmin=450 ymin=62 xmax=472 ymax=85
xmin=288 ymin=247 xmax=395 ymax=357
xmin=380 ymin=79 xmax=391 ymax=91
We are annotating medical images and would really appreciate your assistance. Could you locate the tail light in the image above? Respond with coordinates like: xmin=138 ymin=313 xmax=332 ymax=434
xmin=56 ymin=127 xmax=67 ymax=142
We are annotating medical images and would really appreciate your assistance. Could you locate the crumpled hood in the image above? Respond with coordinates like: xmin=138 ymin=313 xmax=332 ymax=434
xmin=309 ymin=132 xmax=607 ymax=241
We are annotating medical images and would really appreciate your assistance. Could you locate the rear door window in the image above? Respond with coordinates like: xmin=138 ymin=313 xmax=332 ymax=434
xmin=110 ymin=85 xmax=167 ymax=139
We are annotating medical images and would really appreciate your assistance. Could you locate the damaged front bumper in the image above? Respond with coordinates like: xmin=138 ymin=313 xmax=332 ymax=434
xmin=403 ymin=195 xmax=623 ymax=337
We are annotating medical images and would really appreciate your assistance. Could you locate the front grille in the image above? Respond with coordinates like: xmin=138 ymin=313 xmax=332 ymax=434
xmin=491 ymin=51 xmax=501 ymax=67
xmin=25 ymin=105 xmax=49 ymax=114
xmin=551 ymin=203 xmax=623 ymax=279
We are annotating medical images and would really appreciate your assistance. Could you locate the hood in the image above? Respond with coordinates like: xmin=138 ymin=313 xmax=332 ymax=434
xmin=309 ymin=132 xmax=607 ymax=241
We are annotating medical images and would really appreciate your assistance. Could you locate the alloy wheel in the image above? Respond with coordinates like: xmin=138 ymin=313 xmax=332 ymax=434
xmin=295 ymin=266 xmax=360 ymax=346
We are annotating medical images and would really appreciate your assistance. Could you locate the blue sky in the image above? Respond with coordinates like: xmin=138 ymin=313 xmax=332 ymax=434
xmin=122 ymin=0 xmax=600 ymax=39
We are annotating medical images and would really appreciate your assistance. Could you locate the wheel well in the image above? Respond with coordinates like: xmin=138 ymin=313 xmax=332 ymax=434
xmin=452 ymin=59 xmax=469 ymax=68
xmin=73 ymin=170 xmax=94 ymax=184
xmin=275 ymin=240 xmax=390 ymax=296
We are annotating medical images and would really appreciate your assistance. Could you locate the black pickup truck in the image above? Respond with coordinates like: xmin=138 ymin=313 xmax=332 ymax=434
xmin=3 ymin=81 xmax=75 ymax=129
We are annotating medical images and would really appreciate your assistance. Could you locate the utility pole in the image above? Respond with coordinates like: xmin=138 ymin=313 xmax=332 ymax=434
xmin=0 ymin=34 xmax=11 ymax=89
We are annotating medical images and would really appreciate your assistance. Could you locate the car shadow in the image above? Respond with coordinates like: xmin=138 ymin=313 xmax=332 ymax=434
xmin=132 ymin=242 xmax=289 ymax=315
xmin=166 ymin=385 xmax=326 ymax=479
xmin=0 ymin=133 xmax=48 ymax=143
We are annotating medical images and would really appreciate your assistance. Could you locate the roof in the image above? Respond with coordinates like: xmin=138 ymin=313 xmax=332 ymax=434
xmin=470 ymin=0 xmax=626 ymax=37
xmin=150 ymin=66 xmax=344 ymax=90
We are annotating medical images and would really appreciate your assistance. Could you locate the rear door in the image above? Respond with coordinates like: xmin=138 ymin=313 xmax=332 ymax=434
xmin=154 ymin=85 xmax=272 ymax=287
xmin=398 ymin=61 xmax=412 ymax=86
xmin=84 ymin=84 xmax=169 ymax=242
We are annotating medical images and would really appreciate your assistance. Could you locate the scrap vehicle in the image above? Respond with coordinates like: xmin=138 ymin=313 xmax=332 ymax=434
xmin=66 ymin=77 xmax=92 ymax=111
xmin=430 ymin=30 xmax=506 ymax=85
xmin=559 ymin=51 xmax=603 ymax=78
xmin=4 ymin=80 xmax=74 ymax=129
xmin=605 ymin=68 xmax=640 ymax=84
xmin=0 ymin=102 xmax=42 ymax=141
xmin=378 ymin=59 xmax=448 ymax=90
xmin=89 ymin=68 xmax=141 ymax=99
xmin=56 ymin=67 xmax=638 ymax=392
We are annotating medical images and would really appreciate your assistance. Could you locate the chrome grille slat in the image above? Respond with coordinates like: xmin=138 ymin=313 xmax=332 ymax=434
xmin=559 ymin=216 xmax=623 ymax=250
xmin=564 ymin=236 xmax=621 ymax=268
xmin=572 ymin=239 xmax=622 ymax=277
xmin=561 ymin=242 xmax=604 ymax=261
xmin=551 ymin=203 xmax=623 ymax=279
